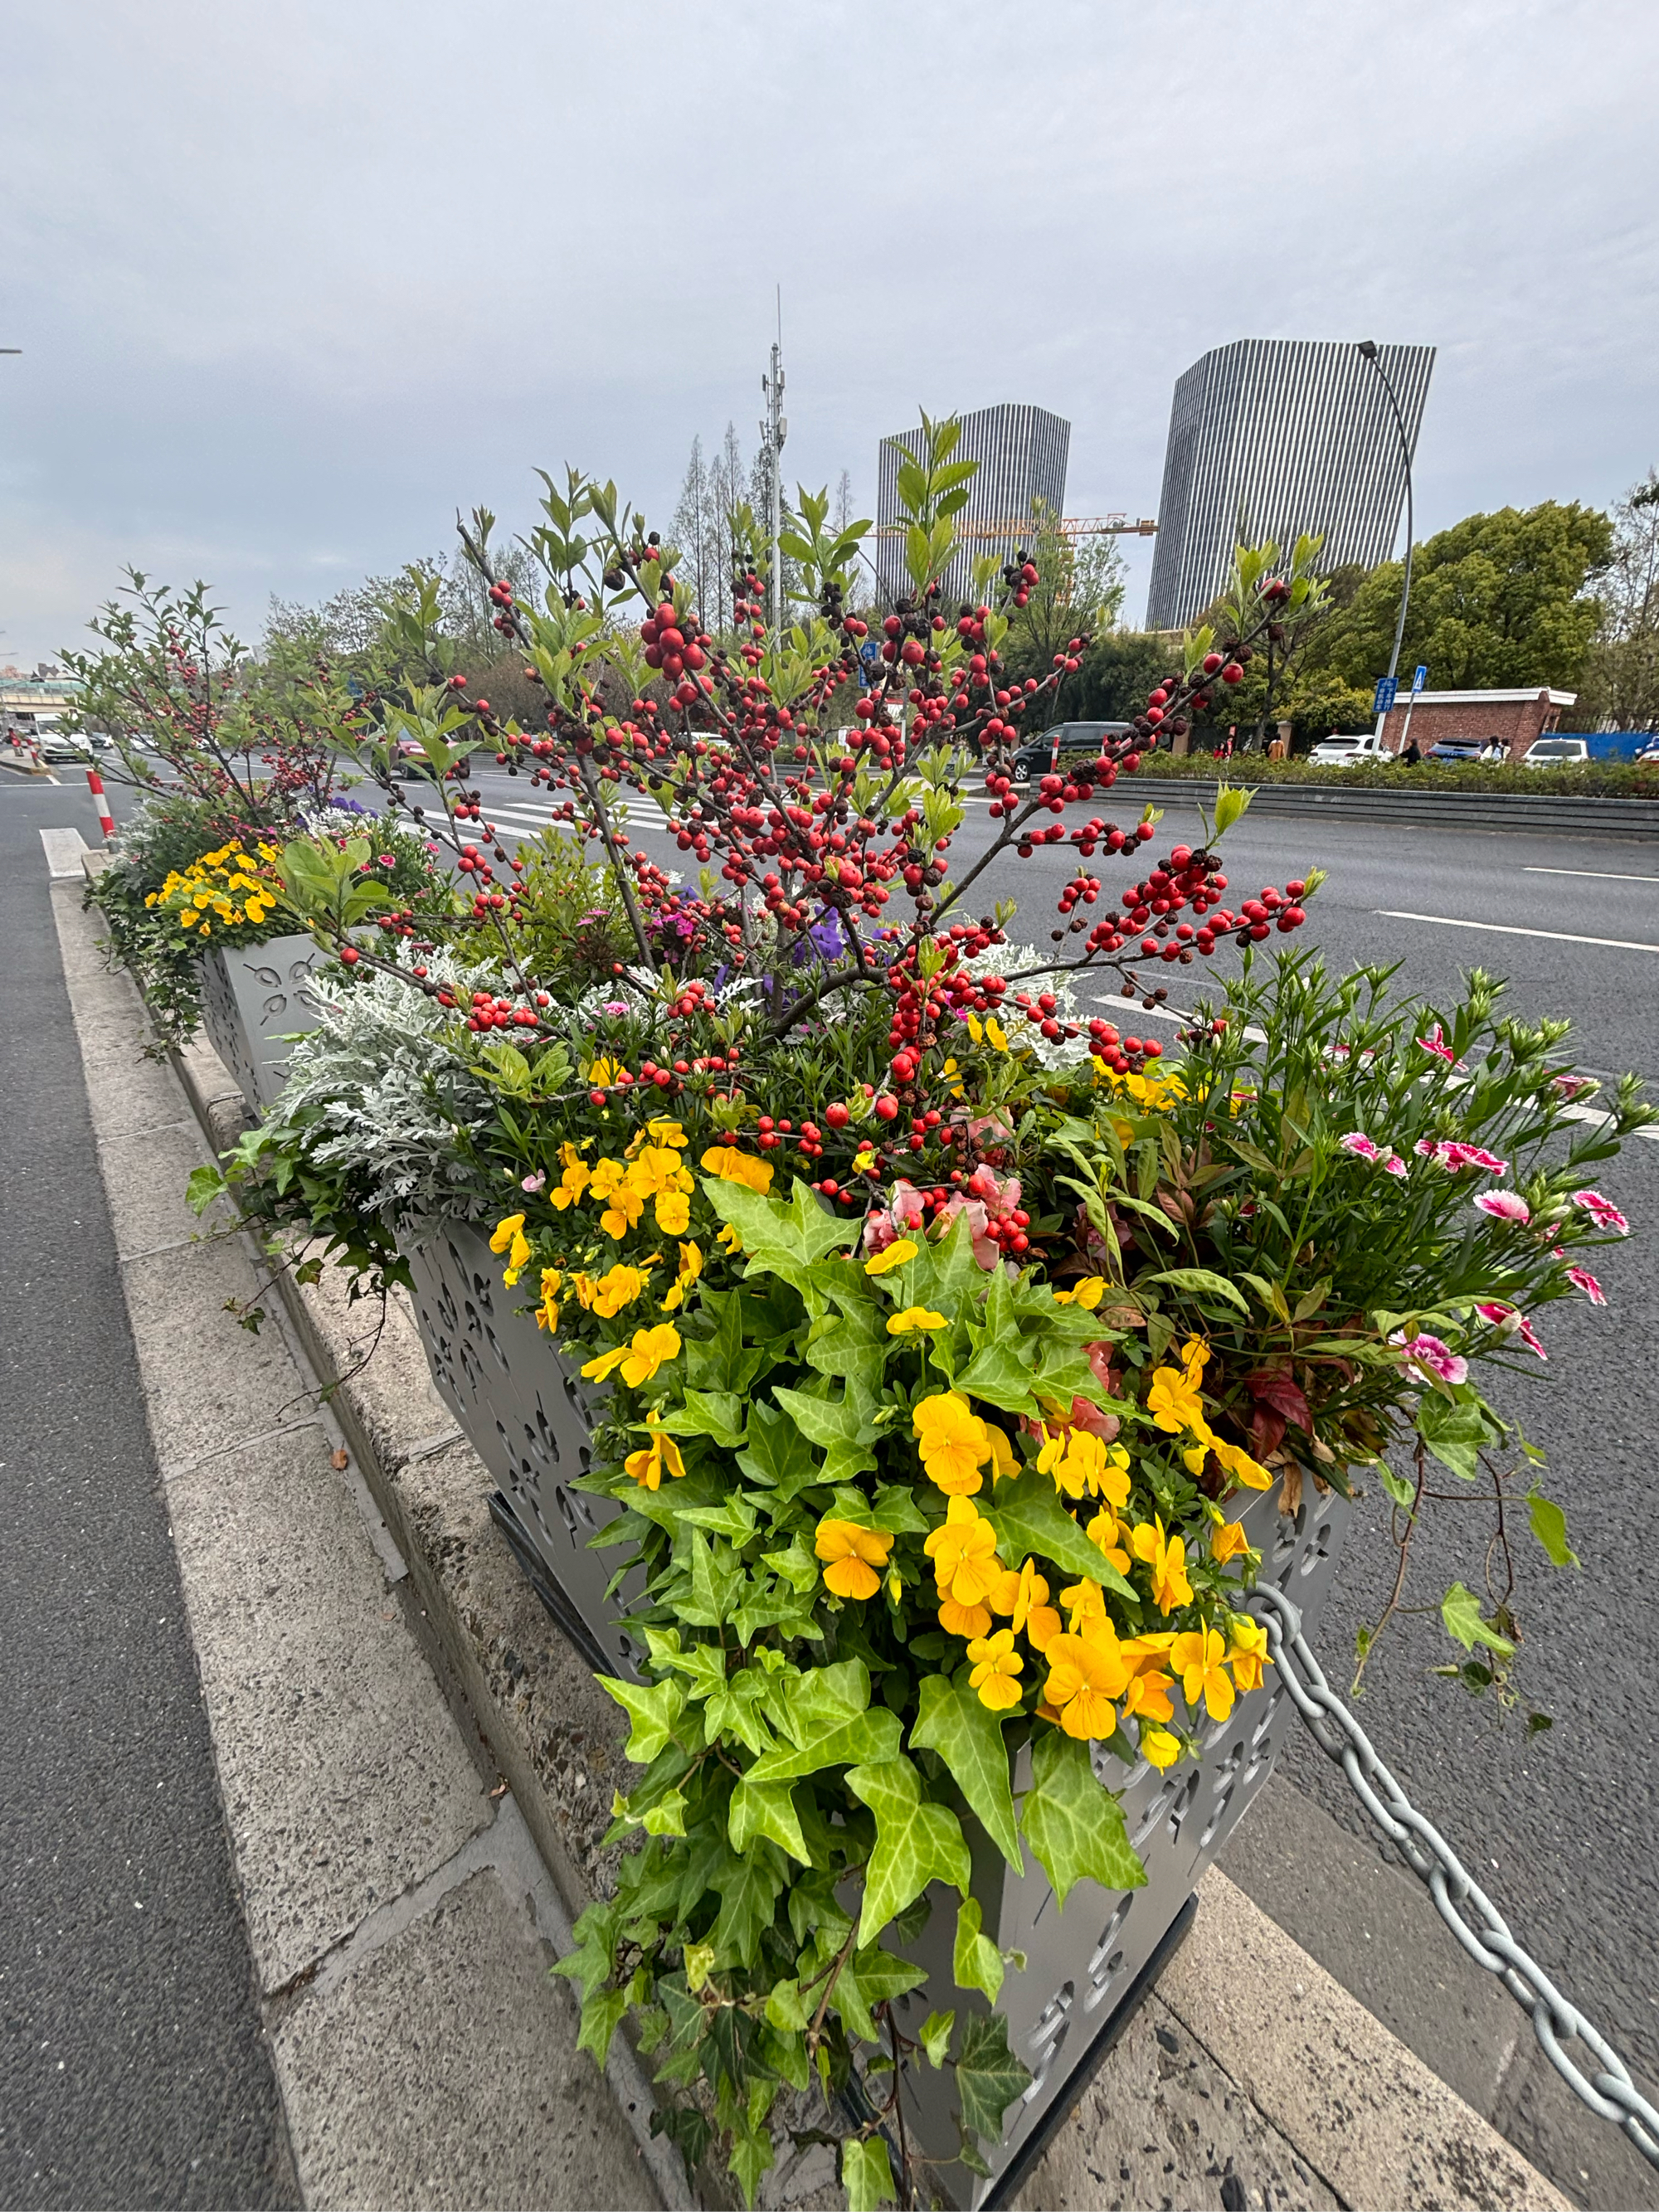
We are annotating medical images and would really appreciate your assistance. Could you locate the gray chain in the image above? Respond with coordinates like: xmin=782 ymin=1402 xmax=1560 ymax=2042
xmin=1248 ymin=1582 xmax=1659 ymax=2171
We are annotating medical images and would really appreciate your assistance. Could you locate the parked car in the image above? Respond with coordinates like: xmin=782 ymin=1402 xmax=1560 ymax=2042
xmin=395 ymin=736 xmax=474 ymax=779
xmin=1423 ymin=741 xmax=1485 ymax=766
xmin=1308 ymin=731 xmax=1386 ymax=766
xmin=36 ymin=731 xmax=95 ymax=763
xmin=1009 ymin=721 xmax=1133 ymax=782
xmin=1521 ymin=737 xmax=1591 ymax=769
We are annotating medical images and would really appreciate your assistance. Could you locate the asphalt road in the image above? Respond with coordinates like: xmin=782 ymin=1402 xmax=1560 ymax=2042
xmin=455 ymin=761 xmax=1659 ymax=2106
xmin=0 ymin=772 xmax=295 ymax=2206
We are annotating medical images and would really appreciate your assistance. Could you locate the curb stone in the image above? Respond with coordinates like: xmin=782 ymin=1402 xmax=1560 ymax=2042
xmin=141 ymin=936 xmax=1571 ymax=2212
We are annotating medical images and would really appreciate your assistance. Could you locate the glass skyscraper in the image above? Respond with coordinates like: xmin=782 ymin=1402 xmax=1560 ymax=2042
xmin=876 ymin=403 xmax=1070 ymax=605
xmin=1146 ymin=339 xmax=1435 ymax=631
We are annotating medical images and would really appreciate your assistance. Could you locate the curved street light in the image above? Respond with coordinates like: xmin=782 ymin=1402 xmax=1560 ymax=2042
xmin=1357 ymin=340 xmax=1415 ymax=738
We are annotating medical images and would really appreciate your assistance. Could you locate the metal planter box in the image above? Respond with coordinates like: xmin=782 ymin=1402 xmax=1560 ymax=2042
xmin=888 ymin=1475 xmax=1350 ymax=2207
xmin=198 ymin=934 xmax=325 ymax=1113
xmin=404 ymin=1219 xmax=1350 ymax=2204
xmin=404 ymin=1219 xmax=645 ymax=1677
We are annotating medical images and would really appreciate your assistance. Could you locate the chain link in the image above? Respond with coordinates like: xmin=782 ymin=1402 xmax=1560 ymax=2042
xmin=1248 ymin=1582 xmax=1659 ymax=2171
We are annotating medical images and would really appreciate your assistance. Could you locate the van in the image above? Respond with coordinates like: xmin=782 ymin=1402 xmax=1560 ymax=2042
xmin=1308 ymin=732 xmax=1386 ymax=766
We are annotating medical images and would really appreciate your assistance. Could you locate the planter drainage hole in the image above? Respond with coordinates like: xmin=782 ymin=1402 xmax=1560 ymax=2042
xmin=1021 ymin=1981 xmax=1074 ymax=2103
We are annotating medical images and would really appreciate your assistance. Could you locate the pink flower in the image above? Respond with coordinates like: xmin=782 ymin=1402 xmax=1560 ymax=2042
xmin=1391 ymin=1330 xmax=1467 ymax=1386
xmin=932 ymin=1194 xmax=996 ymax=1269
xmin=1085 ymin=1341 xmax=1121 ymax=1393
xmin=864 ymin=1179 xmax=928 ymax=1253
xmin=1566 ymin=1265 xmax=1607 ymax=1307
xmin=1552 ymin=1073 xmax=1593 ymax=1099
xmin=1415 ymin=1139 xmax=1509 ymax=1174
xmin=1382 ymin=1152 xmax=1408 ymax=1177
xmin=520 ymin=1171 xmax=547 ymax=1193
xmin=1417 ymin=1024 xmax=1456 ymax=1064
xmin=1572 ymin=1189 xmax=1630 ymax=1236
xmin=1475 ymin=1302 xmax=1548 ymax=1360
xmin=1068 ymin=1394 xmax=1121 ymax=1442
xmin=1339 ymin=1131 xmax=1381 ymax=1161
xmin=1474 ymin=1190 xmax=1531 ymax=1224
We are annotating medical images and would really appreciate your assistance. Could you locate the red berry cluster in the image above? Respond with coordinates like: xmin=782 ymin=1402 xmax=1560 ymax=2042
xmin=641 ymin=602 xmax=713 ymax=709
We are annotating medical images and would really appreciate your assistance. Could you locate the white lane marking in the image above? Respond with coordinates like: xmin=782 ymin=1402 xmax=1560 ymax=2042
xmin=1523 ymin=865 xmax=1659 ymax=883
xmin=1376 ymin=910 xmax=1659 ymax=955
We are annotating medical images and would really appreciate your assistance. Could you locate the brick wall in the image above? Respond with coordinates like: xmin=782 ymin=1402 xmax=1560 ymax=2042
xmin=1380 ymin=691 xmax=1561 ymax=759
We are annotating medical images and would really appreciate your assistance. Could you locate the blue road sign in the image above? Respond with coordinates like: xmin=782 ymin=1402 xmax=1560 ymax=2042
xmin=1373 ymin=676 xmax=1399 ymax=715
xmin=1413 ymin=664 xmax=1428 ymax=693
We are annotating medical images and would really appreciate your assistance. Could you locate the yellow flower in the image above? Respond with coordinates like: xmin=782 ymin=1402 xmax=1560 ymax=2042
xmin=815 ymin=1518 xmax=893 ymax=1601
xmin=864 ymin=1238 xmax=917 ymax=1277
xmin=922 ymin=1495 xmax=1000 ymax=1606
xmin=1059 ymin=1576 xmax=1111 ymax=1640
xmin=1211 ymin=1519 xmax=1253 ymax=1565
xmin=646 ymin=1119 xmax=688 ymax=1149
xmin=587 ymin=1057 xmax=624 ymax=1087
xmin=588 ymin=1262 xmax=651 ymax=1318
xmin=1120 ymin=1667 xmax=1175 ymax=1724
xmin=489 ymin=1213 xmax=532 ymax=1284
xmin=1052 ymin=1276 xmax=1107 ymax=1310
xmin=938 ymin=1595 xmax=993 ymax=1639
xmin=700 ymin=1144 xmax=773 ymax=1194
xmin=535 ymin=1268 xmax=562 ymax=1334
xmin=985 ymin=1425 xmax=1019 ymax=1486
xmin=590 ymin=1158 xmax=627 ymax=1201
xmin=663 ymin=1241 xmax=703 ymax=1312
xmin=581 ymin=1322 xmax=682 ymax=1388
xmin=550 ymin=1144 xmax=591 ymax=1211
xmin=1042 ymin=1427 xmax=1131 ymax=1506
xmin=625 ymin=1412 xmax=688 ymax=1491
xmin=1130 ymin=1516 xmax=1193 ymax=1615
xmin=1044 ymin=1633 xmax=1132 ymax=1741
xmin=966 ymin=1628 xmax=1024 ymax=1712
xmin=1084 ymin=1507 xmax=1131 ymax=1577
xmin=629 ymin=1145 xmax=694 ymax=1201
xmin=600 ymin=1184 xmax=646 ymax=1239
xmin=888 ymin=1305 xmax=946 ymax=1334
xmin=716 ymin=1222 xmax=742 ymax=1254
xmin=1141 ymin=1727 xmax=1181 ymax=1770
xmin=1207 ymin=1434 xmax=1275 ymax=1492
xmin=1228 ymin=1616 xmax=1272 ymax=1694
xmin=1170 ymin=1626 xmax=1235 ymax=1723
xmin=913 ymin=1393 xmax=990 ymax=1495
xmin=989 ymin=1558 xmax=1063 ymax=1651
xmin=1146 ymin=1343 xmax=1209 ymax=1438
xmin=654 ymin=1189 xmax=691 ymax=1236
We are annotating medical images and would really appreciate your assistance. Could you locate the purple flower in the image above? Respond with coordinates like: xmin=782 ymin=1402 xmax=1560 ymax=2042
xmin=1572 ymin=1189 xmax=1630 ymax=1236
xmin=1474 ymin=1190 xmax=1530 ymax=1224
xmin=1566 ymin=1265 xmax=1607 ymax=1307
xmin=1391 ymin=1330 xmax=1467 ymax=1386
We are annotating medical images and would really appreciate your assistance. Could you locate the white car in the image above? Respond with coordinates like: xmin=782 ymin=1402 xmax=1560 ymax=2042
xmin=1309 ymin=732 xmax=1387 ymax=765
xmin=1521 ymin=737 xmax=1590 ymax=768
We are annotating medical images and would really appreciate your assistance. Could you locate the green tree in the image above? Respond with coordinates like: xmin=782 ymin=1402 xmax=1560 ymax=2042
xmin=999 ymin=502 xmax=1127 ymax=726
xmin=1579 ymin=469 xmax=1659 ymax=732
xmin=1303 ymin=501 xmax=1612 ymax=695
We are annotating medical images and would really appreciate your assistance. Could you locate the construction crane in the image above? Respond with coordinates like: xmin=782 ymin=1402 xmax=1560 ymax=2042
xmin=866 ymin=513 xmax=1155 ymax=542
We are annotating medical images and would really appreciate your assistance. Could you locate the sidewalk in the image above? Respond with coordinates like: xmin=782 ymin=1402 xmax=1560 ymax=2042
xmin=44 ymin=823 xmax=1580 ymax=2212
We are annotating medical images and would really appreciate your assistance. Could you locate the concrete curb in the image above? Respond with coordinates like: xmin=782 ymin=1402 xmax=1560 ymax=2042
xmin=88 ymin=886 xmax=1573 ymax=2210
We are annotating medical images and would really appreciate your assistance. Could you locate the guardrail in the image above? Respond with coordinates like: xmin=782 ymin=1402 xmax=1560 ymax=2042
xmin=1098 ymin=779 xmax=1659 ymax=839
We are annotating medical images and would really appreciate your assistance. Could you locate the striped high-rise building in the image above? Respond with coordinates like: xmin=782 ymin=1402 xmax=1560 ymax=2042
xmin=876 ymin=403 xmax=1070 ymax=605
xmin=1146 ymin=339 xmax=1435 ymax=632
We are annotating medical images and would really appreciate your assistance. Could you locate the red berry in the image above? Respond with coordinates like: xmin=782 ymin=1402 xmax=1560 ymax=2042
xmin=873 ymin=1095 xmax=899 ymax=1122
xmin=826 ymin=1101 xmax=850 ymax=1128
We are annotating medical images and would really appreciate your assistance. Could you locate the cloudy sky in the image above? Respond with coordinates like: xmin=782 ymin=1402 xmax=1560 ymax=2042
xmin=2 ymin=0 xmax=1654 ymax=664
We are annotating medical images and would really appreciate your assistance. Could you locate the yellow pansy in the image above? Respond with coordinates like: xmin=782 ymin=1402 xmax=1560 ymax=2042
xmin=489 ymin=1213 xmax=532 ymax=1285
xmin=1120 ymin=1667 xmax=1175 ymax=1724
xmin=589 ymin=1158 xmax=627 ymax=1200
xmin=625 ymin=1412 xmax=688 ymax=1492
xmin=1043 ymin=1633 xmax=1131 ymax=1741
xmin=1130 ymin=1515 xmax=1193 ymax=1615
xmin=663 ymin=1241 xmax=703 ymax=1312
xmin=988 ymin=1558 xmax=1063 ymax=1652
xmin=815 ymin=1518 xmax=893 ymax=1601
xmin=1084 ymin=1507 xmax=1131 ymax=1577
xmin=586 ymin=1262 xmax=652 ymax=1318
xmin=654 ymin=1189 xmax=691 ymax=1235
xmin=913 ymin=1393 xmax=990 ymax=1495
xmin=864 ymin=1238 xmax=917 ymax=1276
xmin=1228 ymin=1616 xmax=1272 ymax=1694
xmin=1141 ymin=1727 xmax=1181 ymax=1770
xmin=1170 ymin=1626 xmax=1234 ymax=1723
xmin=535 ymin=1268 xmax=562 ymax=1335
xmin=628 ymin=1119 xmax=687 ymax=1155
xmin=888 ymin=1305 xmax=946 ymax=1334
xmin=985 ymin=1425 xmax=1019 ymax=1486
xmin=587 ymin=1057 xmax=624 ymax=1087
xmin=700 ymin=1144 xmax=773 ymax=1194
xmin=1146 ymin=1339 xmax=1209 ymax=1437
xmin=966 ymin=1628 xmax=1024 ymax=1712
xmin=550 ymin=1144 xmax=591 ymax=1211
xmin=1211 ymin=1519 xmax=1253 ymax=1565
xmin=716 ymin=1222 xmax=742 ymax=1254
xmin=1040 ymin=1427 xmax=1130 ymax=1506
xmin=1052 ymin=1276 xmax=1107 ymax=1310
xmin=600 ymin=1183 xmax=646 ymax=1239
xmin=1059 ymin=1576 xmax=1111 ymax=1640
xmin=1206 ymin=1434 xmax=1274 ymax=1491
xmin=922 ymin=1495 xmax=1000 ymax=1606
xmin=628 ymin=1145 xmax=694 ymax=1201
xmin=580 ymin=1322 xmax=682 ymax=1388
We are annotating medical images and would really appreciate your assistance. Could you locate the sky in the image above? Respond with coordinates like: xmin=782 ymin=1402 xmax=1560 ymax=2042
xmin=2 ymin=0 xmax=1656 ymax=664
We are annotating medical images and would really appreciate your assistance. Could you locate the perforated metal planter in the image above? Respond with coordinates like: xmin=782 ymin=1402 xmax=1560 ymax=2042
xmin=886 ymin=1474 xmax=1351 ymax=2209
xmin=198 ymin=934 xmax=325 ymax=1113
xmin=403 ymin=1219 xmax=645 ymax=1677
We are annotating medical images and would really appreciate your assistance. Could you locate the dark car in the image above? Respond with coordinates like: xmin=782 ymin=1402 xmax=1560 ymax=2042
xmin=1009 ymin=721 xmax=1134 ymax=783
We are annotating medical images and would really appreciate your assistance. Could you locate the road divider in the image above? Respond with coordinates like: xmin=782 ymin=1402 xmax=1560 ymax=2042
xmin=1116 ymin=778 xmax=1659 ymax=840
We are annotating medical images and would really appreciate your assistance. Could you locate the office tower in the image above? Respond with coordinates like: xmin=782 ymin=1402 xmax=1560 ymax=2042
xmin=876 ymin=403 xmax=1070 ymax=603
xmin=1146 ymin=339 xmax=1435 ymax=631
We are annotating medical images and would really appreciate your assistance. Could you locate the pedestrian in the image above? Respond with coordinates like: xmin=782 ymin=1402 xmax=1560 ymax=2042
xmin=1400 ymin=735 xmax=1423 ymax=767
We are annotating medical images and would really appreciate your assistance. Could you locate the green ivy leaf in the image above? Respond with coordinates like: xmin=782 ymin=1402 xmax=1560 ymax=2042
xmin=980 ymin=1467 xmax=1136 ymax=1598
xmin=709 ymin=1842 xmax=786 ymax=1969
xmin=743 ymin=1661 xmax=902 ymax=1787
xmin=596 ymin=1675 xmax=685 ymax=1763
xmin=575 ymin=1986 xmax=628 ymax=2070
xmin=845 ymin=1756 xmax=972 ymax=1947
xmin=919 ymin=2008 xmax=955 ymax=2068
xmin=842 ymin=2134 xmax=895 ymax=2212
xmin=729 ymin=2115 xmax=775 ymax=2209
xmin=656 ymin=1388 xmax=747 ymax=1447
xmin=737 ymin=1400 xmax=822 ymax=1499
xmin=550 ymin=1900 xmax=618 ymax=2003
xmin=1018 ymin=1729 xmax=1146 ymax=1908
xmin=682 ymin=1527 xmax=747 ymax=1626
xmin=764 ymin=1977 xmax=810 ymax=2032
xmin=910 ymin=1675 xmax=1023 ymax=1871
xmin=953 ymin=1337 xmax=1040 ymax=1413
xmin=727 ymin=1774 xmax=810 ymax=1864
xmin=953 ymin=2009 xmax=1031 ymax=2148
xmin=952 ymin=1895 xmax=1004 ymax=2003
xmin=834 ymin=1942 xmax=929 ymax=2042
xmin=1440 ymin=1581 xmax=1516 ymax=1659
xmin=1525 ymin=1488 xmax=1579 ymax=1568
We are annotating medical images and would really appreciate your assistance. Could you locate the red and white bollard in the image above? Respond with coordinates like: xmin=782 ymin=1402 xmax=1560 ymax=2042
xmin=86 ymin=766 xmax=115 ymax=840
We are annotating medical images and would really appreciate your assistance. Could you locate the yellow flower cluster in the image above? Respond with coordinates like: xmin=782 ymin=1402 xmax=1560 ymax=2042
xmin=1146 ymin=1337 xmax=1273 ymax=1490
xmin=911 ymin=1393 xmax=1017 ymax=1495
xmin=149 ymin=841 xmax=282 ymax=939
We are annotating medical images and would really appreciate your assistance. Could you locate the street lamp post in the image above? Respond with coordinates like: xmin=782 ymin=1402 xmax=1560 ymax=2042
xmin=1357 ymin=339 xmax=1414 ymax=746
